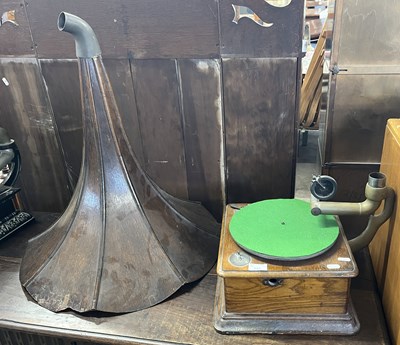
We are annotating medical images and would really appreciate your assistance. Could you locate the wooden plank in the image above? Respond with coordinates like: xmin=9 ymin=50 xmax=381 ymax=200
xmin=103 ymin=59 xmax=145 ymax=165
xmin=25 ymin=0 xmax=219 ymax=59
xmin=130 ymin=59 xmax=188 ymax=198
xmin=0 ymin=59 xmax=71 ymax=212
xmin=223 ymin=58 xmax=297 ymax=203
xmin=0 ymin=1 xmax=35 ymax=56
xmin=303 ymin=78 xmax=323 ymax=128
xmin=219 ymin=0 xmax=304 ymax=57
xmin=299 ymin=23 xmax=326 ymax=128
xmin=40 ymin=60 xmax=82 ymax=188
xmin=177 ymin=59 xmax=224 ymax=219
xmin=369 ymin=119 xmax=400 ymax=344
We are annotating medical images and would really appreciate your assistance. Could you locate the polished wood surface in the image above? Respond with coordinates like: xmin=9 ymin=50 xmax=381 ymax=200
xmin=370 ymin=118 xmax=400 ymax=344
xmin=0 ymin=214 xmax=390 ymax=344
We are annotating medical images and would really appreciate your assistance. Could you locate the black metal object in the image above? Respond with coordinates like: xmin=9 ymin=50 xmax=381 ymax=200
xmin=0 ymin=128 xmax=33 ymax=241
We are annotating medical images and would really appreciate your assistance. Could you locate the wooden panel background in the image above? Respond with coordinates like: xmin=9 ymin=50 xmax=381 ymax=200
xmin=0 ymin=1 xmax=35 ymax=57
xmin=219 ymin=0 xmax=304 ymax=57
xmin=0 ymin=0 xmax=303 ymax=221
xmin=223 ymin=58 xmax=297 ymax=203
xmin=0 ymin=59 xmax=71 ymax=212
xmin=25 ymin=0 xmax=219 ymax=59
xmin=177 ymin=59 xmax=224 ymax=218
xmin=39 ymin=60 xmax=82 ymax=189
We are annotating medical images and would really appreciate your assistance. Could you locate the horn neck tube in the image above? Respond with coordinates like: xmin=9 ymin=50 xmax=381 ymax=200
xmin=57 ymin=12 xmax=101 ymax=58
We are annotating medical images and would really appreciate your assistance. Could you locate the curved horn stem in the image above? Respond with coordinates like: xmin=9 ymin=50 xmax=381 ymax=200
xmin=57 ymin=12 xmax=101 ymax=58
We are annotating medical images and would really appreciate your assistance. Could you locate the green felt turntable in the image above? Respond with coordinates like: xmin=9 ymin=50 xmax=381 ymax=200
xmin=214 ymin=200 xmax=359 ymax=335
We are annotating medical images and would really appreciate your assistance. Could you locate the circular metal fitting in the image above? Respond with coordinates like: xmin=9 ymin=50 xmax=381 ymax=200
xmin=228 ymin=251 xmax=251 ymax=267
xmin=368 ymin=172 xmax=386 ymax=188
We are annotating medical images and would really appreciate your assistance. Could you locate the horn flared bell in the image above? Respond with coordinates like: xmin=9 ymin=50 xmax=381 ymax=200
xmin=19 ymin=13 xmax=220 ymax=313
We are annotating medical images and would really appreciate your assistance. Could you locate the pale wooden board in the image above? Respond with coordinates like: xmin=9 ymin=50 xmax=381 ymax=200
xmin=369 ymin=119 xmax=400 ymax=344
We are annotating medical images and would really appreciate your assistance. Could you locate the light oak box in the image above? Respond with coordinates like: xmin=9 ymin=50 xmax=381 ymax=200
xmin=214 ymin=204 xmax=360 ymax=335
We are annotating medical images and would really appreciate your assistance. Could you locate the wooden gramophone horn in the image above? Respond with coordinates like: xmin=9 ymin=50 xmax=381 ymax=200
xmin=19 ymin=12 xmax=220 ymax=313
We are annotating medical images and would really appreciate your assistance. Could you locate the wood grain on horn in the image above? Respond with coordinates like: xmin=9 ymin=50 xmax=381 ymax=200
xmin=19 ymin=55 xmax=220 ymax=313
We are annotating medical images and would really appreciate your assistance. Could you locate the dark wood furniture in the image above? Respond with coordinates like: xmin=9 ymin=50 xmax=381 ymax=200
xmin=0 ymin=213 xmax=390 ymax=344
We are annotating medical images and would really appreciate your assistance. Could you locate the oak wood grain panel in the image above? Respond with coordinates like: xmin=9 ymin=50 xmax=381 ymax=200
xmin=130 ymin=59 xmax=188 ymax=198
xmin=219 ymin=0 xmax=304 ymax=57
xmin=223 ymin=58 xmax=297 ymax=203
xmin=369 ymin=119 xmax=400 ymax=344
xmin=0 ymin=1 xmax=35 ymax=57
xmin=0 ymin=59 xmax=71 ymax=212
xmin=178 ymin=59 xmax=224 ymax=219
xmin=224 ymin=277 xmax=349 ymax=314
xmin=25 ymin=0 xmax=219 ymax=59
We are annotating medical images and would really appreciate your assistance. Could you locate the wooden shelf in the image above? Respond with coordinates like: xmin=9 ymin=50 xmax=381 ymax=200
xmin=0 ymin=213 xmax=390 ymax=344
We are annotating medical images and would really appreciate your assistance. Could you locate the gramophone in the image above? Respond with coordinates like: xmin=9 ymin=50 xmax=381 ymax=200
xmin=0 ymin=127 xmax=33 ymax=240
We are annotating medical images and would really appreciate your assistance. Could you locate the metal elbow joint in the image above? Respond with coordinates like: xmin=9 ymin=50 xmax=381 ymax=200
xmin=310 ymin=172 xmax=396 ymax=252
xmin=57 ymin=12 xmax=101 ymax=58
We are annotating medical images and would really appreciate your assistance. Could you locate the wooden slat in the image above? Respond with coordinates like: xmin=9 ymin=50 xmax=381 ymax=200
xmin=0 ymin=59 xmax=71 ymax=212
xmin=130 ymin=59 xmax=188 ymax=198
xmin=177 ymin=59 xmax=224 ymax=219
xmin=25 ymin=0 xmax=219 ymax=59
xmin=103 ymin=59 xmax=145 ymax=166
xmin=219 ymin=0 xmax=304 ymax=57
xmin=223 ymin=58 xmax=297 ymax=203
xmin=303 ymin=77 xmax=323 ymax=128
xmin=0 ymin=1 xmax=35 ymax=56
xmin=40 ymin=60 xmax=82 ymax=188
xmin=300 ymin=24 xmax=326 ymax=127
